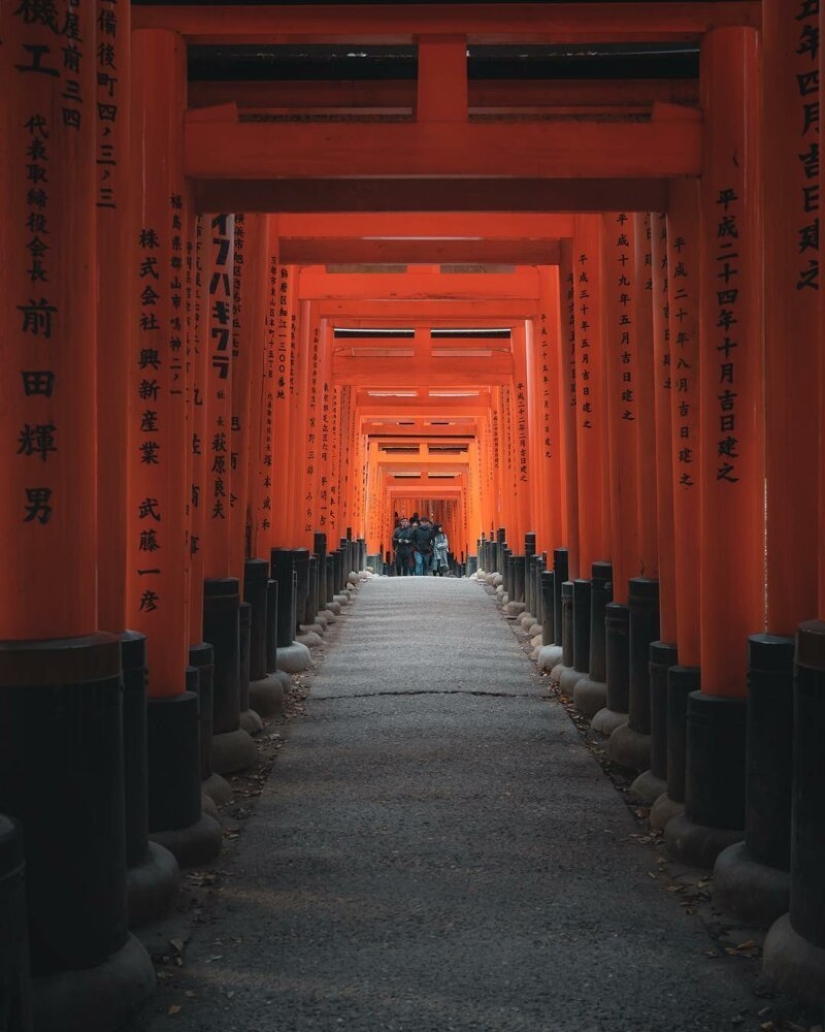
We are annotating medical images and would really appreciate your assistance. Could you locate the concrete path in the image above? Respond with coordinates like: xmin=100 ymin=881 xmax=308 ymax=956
xmin=149 ymin=577 xmax=763 ymax=1032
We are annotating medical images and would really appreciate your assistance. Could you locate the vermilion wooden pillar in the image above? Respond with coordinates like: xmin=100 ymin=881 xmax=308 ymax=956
xmin=130 ymin=33 xmax=224 ymax=870
xmin=269 ymin=265 xmax=297 ymax=545
xmin=558 ymin=239 xmax=580 ymax=576
xmin=512 ymin=325 xmax=532 ymax=548
xmin=0 ymin=5 xmax=155 ymax=1023
xmin=201 ymin=212 xmax=256 ymax=775
xmin=649 ymin=179 xmax=703 ymax=834
xmin=285 ymin=300 xmax=311 ymax=546
xmin=97 ymin=3 xmax=131 ymax=639
xmin=665 ymin=26 xmax=765 ymax=867
xmin=611 ymin=213 xmax=662 ymax=782
xmin=564 ymin=218 xmax=609 ymax=703
xmin=592 ymin=213 xmax=640 ymax=736
xmin=753 ymin=0 xmax=825 ymax=989
xmin=532 ymin=270 xmax=565 ymax=556
xmin=251 ymin=230 xmax=280 ymax=557
xmin=639 ymin=210 xmax=679 ymax=808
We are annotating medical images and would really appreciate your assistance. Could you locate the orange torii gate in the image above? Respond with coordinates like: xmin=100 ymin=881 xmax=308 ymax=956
xmin=5 ymin=0 xmax=825 ymax=1023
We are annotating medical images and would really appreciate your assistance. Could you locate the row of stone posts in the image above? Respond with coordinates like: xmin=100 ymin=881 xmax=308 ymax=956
xmin=470 ymin=14 xmax=825 ymax=1003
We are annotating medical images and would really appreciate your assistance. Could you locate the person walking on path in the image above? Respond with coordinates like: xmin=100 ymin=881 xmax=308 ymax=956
xmin=392 ymin=517 xmax=413 ymax=576
xmin=433 ymin=524 xmax=449 ymax=575
xmin=409 ymin=516 xmax=434 ymax=576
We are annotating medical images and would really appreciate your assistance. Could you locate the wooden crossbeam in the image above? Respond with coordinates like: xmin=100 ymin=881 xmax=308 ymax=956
xmin=279 ymin=212 xmax=574 ymax=239
xmin=185 ymin=120 xmax=701 ymax=180
xmin=321 ymin=300 xmax=536 ymax=320
xmin=188 ymin=79 xmax=700 ymax=112
xmin=299 ymin=270 xmax=541 ymax=301
xmin=333 ymin=354 xmax=514 ymax=388
xmin=134 ymin=3 xmax=760 ymax=44
xmin=282 ymin=238 xmax=560 ymax=265
xmin=193 ymin=177 xmax=669 ymax=215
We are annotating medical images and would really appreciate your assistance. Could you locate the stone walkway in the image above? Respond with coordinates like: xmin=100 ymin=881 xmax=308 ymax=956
xmin=148 ymin=576 xmax=765 ymax=1032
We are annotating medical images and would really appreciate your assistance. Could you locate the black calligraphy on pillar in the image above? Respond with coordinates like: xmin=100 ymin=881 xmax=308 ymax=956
xmin=576 ymin=253 xmax=592 ymax=429
xmin=95 ymin=0 xmax=118 ymax=208
xmin=515 ymin=382 xmax=528 ymax=484
xmin=670 ymin=225 xmax=697 ymax=489
xmin=793 ymin=0 xmax=820 ymax=292
xmin=614 ymin=213 xmax=635 ymax=422
xmin=16 ymin=104 xmax=59 ymax=521
xmin=714 ymin=187 xmax=742 ymax=484
xmin=276 ymin=267 xmax=289 ymax=401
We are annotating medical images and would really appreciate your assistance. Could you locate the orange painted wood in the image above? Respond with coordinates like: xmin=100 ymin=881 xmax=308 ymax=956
xmin=416 ymin=36 xmax=468 ymax=122
xmin=279 ymin=239 xmax=561 ymax=266
xmin=762 ymin=0 xmax=820 ymax=633
xmin=558 ymin=241 xmax=581 ymax=576
xmin=666 ymin=179 xmax=702 ymax=666
xmin=185 ymin=121 xmax=702 ymax=181
xmin=133 ymin=3 xmax=762 ymax=44
xmin=189 ymin=218 xmax=209 ymax=644
xmin=128 ymin=30 xmax=190 ymax=693
xmin=194 ymin=178 xmax=671 ymax=217
xmin=229 ymin=213 xmax=268 ymax=579
xmin=698 ymin=27 xmax=765 ymax=696
xmin=602 ymin=212 xmax=641 ymax=605
xmin=299 ymin=270 xmax=540 ymax=301
xmin=331 ymin=356 xmax=514 ymax=389
xmin=250 ymin=231 xmax=280 ymax=556
xmin=511 ymin=326 xmax=532 ymax=544
xmin=268 ymin=265 xmax=298 ymax=545
xmin=572 ymin=216 xmax=608 ymax=577
xmin=96 ymin=0 xmax=132 ymax=636
xmin=324 ymin=301 xmax=534 ymax=321
xmin=0 ymin=0 xmax=98 ymax=638
xmin=650 ymin=212 xmax=678 ymax=647
xmin=188 ymin=78 xmax=700 ymax=113
xmin=278 ymin=212 xmax=574 ymax=240
xmin=201 ymin=213 xmax=235 ymax=578
xmin=633 ymin=213 xmax=659 ymax=579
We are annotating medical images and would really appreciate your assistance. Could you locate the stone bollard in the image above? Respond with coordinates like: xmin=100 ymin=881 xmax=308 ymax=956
xmin=592 ymin=602 xmax=630 ymax=735
xmin=608 ymin=578 xmax=660 ymax=774
xmin=204 ymin=578 xmax=256 ymax=775
xmin=630 ymin=642 xmax=678 ymax=808
xmin=650 ymin=665 xmax=699 ymax=831
xmin=0 ymin=815 xmax=33 ymax=1032
xmin=763 ymin=621 xmax=825 ymax=1003
xmin=0 ymin=636 xmax=156 ymax=1032
xmin=714 ymin=634 xmax=793 ymax=926
xmin=574 ymin=561 xmax=613 ymax=717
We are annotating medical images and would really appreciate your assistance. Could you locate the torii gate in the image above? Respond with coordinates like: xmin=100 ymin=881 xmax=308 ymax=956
xmin=2 ymin=3 xmax=825 ymax=1027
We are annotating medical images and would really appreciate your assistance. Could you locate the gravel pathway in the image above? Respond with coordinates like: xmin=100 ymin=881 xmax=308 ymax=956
xmin=148 ymin=576 xmax=764 ymax=1032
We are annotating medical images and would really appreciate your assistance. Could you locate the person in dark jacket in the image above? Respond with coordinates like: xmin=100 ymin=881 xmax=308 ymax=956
xmin=409 ymin=517 xmax=434 ymax=576
xmin=392 ymin=518 xmax=413 ymax=576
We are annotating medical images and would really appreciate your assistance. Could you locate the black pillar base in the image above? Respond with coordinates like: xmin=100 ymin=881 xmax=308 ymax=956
xmin=0 ymin=815 xmax=33 ymax=1032
xmin=550 ymin=580 xmax=575 ymax=683
xmin=763 ymin=913 xmax=825 ymax=1006
xmin=713 ymin=634 xmax=794 ymax=926
xmin=147 ymin=692 xmax=222 ymax=867
xmin=125 ymin=840 xmax=180 ymax=930
xmin=713 ymin=841 xmax=790 ymax=928
xmin=649 ymin=664 xmax=698 ymax=831
xmin=249 ymin=673 xmax=286 ymax=717
xmin=32 ymin=934 xmax=156 ymax=1032
xmin=664 ymin=691 xmax=746 ymax=867
xmin=626 ymin=639 xmax=673 ymax=814
xmin=592 ymin=602 xmax=629 ymax=735
xmin=0 ymin=634 xmax=156 ymax=1031
xmin=574 ymin=562 xmax=612 ymax=717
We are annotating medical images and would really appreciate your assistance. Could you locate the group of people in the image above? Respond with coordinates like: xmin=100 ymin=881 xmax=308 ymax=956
xmin=392 ymin=513 xmax=450 ymax=577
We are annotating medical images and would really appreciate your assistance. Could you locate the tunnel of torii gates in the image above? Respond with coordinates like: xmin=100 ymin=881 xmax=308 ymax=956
xmin=4 ymin=0 xmax=825 ymax=1027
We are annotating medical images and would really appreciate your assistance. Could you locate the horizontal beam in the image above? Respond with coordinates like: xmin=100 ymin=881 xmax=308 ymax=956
xmin=135 ymin=3 xmax=761 ymax=44
xmin=282 ymin=238 xmax=560 ymax=265
xmin=185 ymin=120 xmax=701 ymax=180
xmin=300 ymin=270 xmax=540 ymax=301
xmin=189 ymin=79 xmax=700 ymax=112
xmin=193 ymin=177 xmax=669 ymax=215
xmin=279 ymin=212 xmax=574 ymax=239
xmin=333 ymin=356 xmax=514 ymax=388
xmin=321 ymin=300 xmax=537 ymax=320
